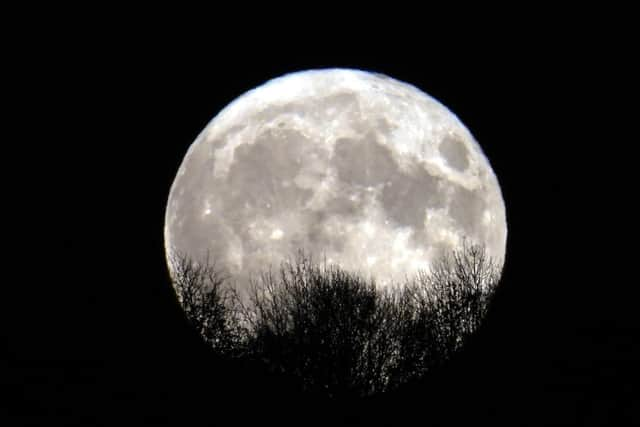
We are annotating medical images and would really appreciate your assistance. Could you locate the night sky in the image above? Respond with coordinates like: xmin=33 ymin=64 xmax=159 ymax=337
xmin=5 ymin=21 xmax=636 ymax=426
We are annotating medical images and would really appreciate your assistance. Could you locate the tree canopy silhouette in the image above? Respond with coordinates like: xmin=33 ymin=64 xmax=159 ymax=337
xmin=167 ymin=243 xmax=500 ymax=397
xmin=168 ymin=252 xmax=244 ymax=357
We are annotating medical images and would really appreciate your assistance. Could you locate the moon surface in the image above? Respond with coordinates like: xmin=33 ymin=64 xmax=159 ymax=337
xmin=165 ymin=69 xmax=507 ymax=295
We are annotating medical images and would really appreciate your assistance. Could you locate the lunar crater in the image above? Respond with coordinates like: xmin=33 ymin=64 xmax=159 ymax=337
xmin=439 ymin=134 xmax=470 ymax=171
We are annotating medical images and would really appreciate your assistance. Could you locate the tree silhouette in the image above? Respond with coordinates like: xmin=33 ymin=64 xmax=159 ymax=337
xmin=240 ymin=252 xmax=398 ymax=397
xmin=387 ymin=242 xmax=499 ymax=389
xmin=168 ymin=251 xmax=245 ymax=357
xmin=167 ymin=243 xmax=500 ymax=397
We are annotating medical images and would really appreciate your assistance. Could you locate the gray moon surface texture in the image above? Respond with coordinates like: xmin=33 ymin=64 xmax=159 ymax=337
xmin=165 ymin=69 xmax=507 ymax=295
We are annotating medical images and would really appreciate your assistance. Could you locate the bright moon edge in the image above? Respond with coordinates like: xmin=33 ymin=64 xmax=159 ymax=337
xmin=164 ymin=68 xmax=507 ymax=295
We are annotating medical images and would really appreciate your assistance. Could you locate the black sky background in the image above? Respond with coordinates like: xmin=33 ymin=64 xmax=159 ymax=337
xmin=5 ymin=17 xmax=637 ymax=426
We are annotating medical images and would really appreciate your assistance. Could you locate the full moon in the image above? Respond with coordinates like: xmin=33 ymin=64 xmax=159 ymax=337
xmin=165 ymin=69 xmax=507 ymax=296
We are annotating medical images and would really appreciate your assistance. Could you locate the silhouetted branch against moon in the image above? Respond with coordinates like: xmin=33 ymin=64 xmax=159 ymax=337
xmin=168 ymin=245 xmax=500 ymax=397
xmin=167 ymin=249 xmax=245 ymax=357
xmin=163 ymin=69 xmax=507 ymax=397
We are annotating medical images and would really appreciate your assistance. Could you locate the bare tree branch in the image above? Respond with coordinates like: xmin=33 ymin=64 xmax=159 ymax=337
xmin=168 ymin=243 xmax=500 ymax=397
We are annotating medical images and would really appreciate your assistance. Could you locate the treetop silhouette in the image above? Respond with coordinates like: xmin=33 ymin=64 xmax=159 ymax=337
xmin=168 ymin=243 xmax=500 ymax=397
